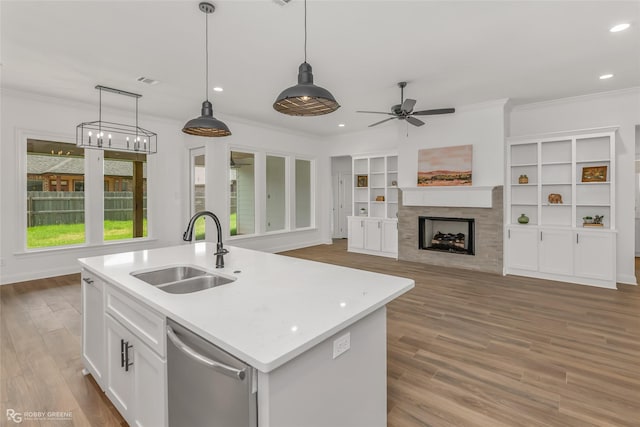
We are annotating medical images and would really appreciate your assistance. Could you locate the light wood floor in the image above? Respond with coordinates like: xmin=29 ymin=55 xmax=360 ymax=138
xmin=2 ymin=243 xmax=639 ymax=426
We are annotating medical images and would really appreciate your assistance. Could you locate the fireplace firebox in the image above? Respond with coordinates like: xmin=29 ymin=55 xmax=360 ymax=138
xmin=418 ymin=216 xmax=475 ymax=255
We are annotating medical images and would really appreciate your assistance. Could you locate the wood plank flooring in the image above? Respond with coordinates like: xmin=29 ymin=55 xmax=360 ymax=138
xmin=1 ymin=241 xmax=639 ymax=426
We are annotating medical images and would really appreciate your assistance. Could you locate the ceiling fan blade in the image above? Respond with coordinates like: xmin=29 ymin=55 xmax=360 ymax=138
xmin=406 ymin=116 xmax=425 ymax=127
xmin=369 ymin=117 xmax=397 ymax=127
xmin=357 ymin=110 xmax=394 ymax=115
xmin=401 ymin=98 xmax=416 ymax=113
xmin=412 ymin=108 xmax=455 ymax=116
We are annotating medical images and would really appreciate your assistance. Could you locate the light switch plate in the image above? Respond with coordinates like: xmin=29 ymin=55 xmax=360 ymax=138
xmin=333 ymin=332 xmax=350 ymax=359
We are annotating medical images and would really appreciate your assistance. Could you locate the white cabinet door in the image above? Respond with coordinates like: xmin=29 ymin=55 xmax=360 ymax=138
xmin=575 ymin=231 xmax=615 ymax=281
xmin=82 ymin=272 xmax=105 ymax=388
xmin=539 ymin=229 xmax=573 ymax=276
xmin=381 ymin=220 xmax=398 ymax=254
xmin=506 ymin=227 xmax=538 ymax=271
xmin=105 ymin=314 xmax=135 ymax=422
xmin=133 ymin=341 xmax=167 ymax=427
xmin=348 ymin=217 xmax=365 ymax=249
xmin=364 ymin=220 xmax=382 ymax=251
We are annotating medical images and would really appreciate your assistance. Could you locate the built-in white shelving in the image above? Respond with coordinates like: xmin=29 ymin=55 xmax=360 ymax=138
xmin=505 ymin=127 xmax=617 ymax=289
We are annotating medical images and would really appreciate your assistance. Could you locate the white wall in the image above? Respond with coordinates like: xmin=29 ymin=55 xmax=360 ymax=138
xmin=510 ymin=88 xmax=640 ymax=285
xmin=1 ymin=90 xmax=330 ymax=284
xmin=0 ymin=89 xmax=185 ymax=284
xmin=325 ymin=99 xmax=508 ymax=188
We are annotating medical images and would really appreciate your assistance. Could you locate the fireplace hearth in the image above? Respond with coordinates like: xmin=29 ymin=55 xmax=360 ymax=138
xmin=418 ymin=216 xmax=475 ymax=255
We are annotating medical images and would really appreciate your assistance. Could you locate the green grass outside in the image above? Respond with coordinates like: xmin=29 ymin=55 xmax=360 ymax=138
xmin=27 ymin=214 xmax=236 ymax=248
xmin=230 ymin=212 xmax=237 ymax=236
xmin=27 ymin=220 xmax=148 ymax=248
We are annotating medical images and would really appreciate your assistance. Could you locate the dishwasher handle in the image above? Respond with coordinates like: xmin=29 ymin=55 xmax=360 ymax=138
xmin=167 ymin=325 xmax=246 ymax=381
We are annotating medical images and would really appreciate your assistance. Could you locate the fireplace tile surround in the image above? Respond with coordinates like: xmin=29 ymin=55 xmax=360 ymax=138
xmin=398 ymin=186 xmax=503 ymax=274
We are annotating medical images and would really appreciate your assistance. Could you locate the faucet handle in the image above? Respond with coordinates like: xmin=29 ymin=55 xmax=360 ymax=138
xmin=214 ymin=248 xmax=229 ymax=256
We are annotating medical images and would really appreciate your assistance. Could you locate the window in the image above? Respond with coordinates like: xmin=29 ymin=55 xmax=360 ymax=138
xmin=26 ymin=139 xmax=85 ymax=248
xmin=190 ymin=149 xmax=206 ymax=241
xmin=266 ymin=155 xmax=286 ymax=232
xmin=295 ymin=159 xmax=312 ymax=228
xmin=103 ymin=150 xmax=148 ymax=241
xmin=229 ymin=151 xmax=255 ymax=236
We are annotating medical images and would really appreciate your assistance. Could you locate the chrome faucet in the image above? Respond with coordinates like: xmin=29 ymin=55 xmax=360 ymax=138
xmin=183 ymin=211 xmax=228 ymax=269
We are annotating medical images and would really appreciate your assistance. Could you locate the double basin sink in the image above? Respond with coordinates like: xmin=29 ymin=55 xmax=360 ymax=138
xmin=131 ymin=266 xmax=235 ymax=294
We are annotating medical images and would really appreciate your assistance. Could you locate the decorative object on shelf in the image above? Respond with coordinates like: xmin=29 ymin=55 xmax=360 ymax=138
xmin=547 ymin=193 xmax=563 ymax=204
xmin=391 ymin=180 xmax=397 ymax=186
xmin=518 ymin=213 xmax=530 ymax=224
xmin=583 ymin=215 xmax=604 ymax=227
xmin=273 ymin=0 xmax=339 ymax=116
xmin=375 ymin=196 xmax=385 ymax=202
xmin=356 ymin=175 xmax=368 ymax=187
xmin=518 ymin=174 xmax=529 ymax=184
xmin=76 ymin=86 xmax=157 ymax=154
xmin=418 ymin=145 xmax=472 ymax=186
xmin=359 ymin=207 xmax=367 ymax=216
xmin=581 ymin=165 xmax=607 ymax=182
xmin=182 ymin=2 xmax=231 ymax=137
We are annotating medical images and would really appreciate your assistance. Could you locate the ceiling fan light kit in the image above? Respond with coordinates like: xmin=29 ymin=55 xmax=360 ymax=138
xmin=182 ymin=2 xmax=231 ymax=138
xmin=358 ymin=81 xmax=455 ymax=128
xmin=273 ymin=0 xmax=340 ymax=116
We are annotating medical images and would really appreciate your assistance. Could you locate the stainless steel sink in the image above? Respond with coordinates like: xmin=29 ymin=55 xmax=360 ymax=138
xmin=157 ymin=275 xmax=235 ymax=294
xmin=132 ymin=266 xmax=209 ymax=286
xmin=131 ymin=265 xmax=236 ymax=294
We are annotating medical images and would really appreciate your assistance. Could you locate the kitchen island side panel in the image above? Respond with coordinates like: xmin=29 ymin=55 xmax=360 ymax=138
xmin=257 ymin=307 xmax=387 ymax=427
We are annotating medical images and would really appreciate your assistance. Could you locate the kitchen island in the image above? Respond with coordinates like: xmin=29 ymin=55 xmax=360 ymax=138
xmin=79 ymin=242 xmax=414 ymax=427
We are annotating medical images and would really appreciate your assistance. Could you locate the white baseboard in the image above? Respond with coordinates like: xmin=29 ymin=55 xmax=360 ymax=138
xmin=1 ymin=265 xmax=81 ymax=285
xmin=617 ymin=273 xmax=638 ymax=286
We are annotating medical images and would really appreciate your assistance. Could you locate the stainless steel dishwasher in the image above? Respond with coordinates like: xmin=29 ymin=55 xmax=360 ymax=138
xmin=166 ymin=319 xmax=257 ymax=427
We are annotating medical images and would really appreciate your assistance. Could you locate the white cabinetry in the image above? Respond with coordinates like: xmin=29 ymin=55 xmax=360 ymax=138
xmin=506 ymin=227 xmax=538 ymax=272
xmin=82 ymin=269 xmax=167 ymax=427
xmin=348 ymin=153 xmax=398 ymax=258
xmin=82 ymin=272 xmax=105 ymax=389
xmin=505 ymin=127 xmax=617 ymax=288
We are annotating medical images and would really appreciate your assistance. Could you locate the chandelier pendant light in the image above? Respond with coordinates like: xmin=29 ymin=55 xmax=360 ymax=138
xmin=273 ymin=0 xmax=340 ymax=116
xmin=182 ymin=2 xmax=231 ymax=137
xmin=76 ymin=85 xmax=157 ymax=154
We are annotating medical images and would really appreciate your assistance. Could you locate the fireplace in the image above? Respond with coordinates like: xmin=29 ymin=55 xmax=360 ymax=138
xmin=418 ymin=216 xmax=475 ymax=255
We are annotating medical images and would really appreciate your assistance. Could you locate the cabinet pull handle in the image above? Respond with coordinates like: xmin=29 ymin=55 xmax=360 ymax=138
xmin=124 ymin=341 xmax=133 ymax=372
xmin=82 ymin=277 xmax=94 ymax=285
xmin=378 ymin=221 xmax=381 ymax=229
xmin=540 ymin=231 xmax=543 ymax=241
xmin=361 ymin=220 xmax=364 ymax=227
xmin=120 ymin=339 xmax=125 ymax=368
xmin=508 ymin=229 xmax=510 ymax=238
xmin=577 ymin=234 xmax=579 ymax=244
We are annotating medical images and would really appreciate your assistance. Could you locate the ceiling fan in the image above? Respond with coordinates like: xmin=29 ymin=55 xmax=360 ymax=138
xmin=357 ymin=82 xmax=455 ymax=128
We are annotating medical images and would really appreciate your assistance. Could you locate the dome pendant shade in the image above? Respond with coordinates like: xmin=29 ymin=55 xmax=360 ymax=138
xmin=273 ymin=62 xmax=340 ymax=116
xmin=182 ymin=101 xmax=231 ymax=137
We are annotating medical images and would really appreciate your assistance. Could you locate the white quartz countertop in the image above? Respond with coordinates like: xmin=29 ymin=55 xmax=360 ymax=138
xmin=78 ymin=243 xmax=414 ymax=372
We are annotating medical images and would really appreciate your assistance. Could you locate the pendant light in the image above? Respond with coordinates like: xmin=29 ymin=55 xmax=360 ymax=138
xmin=182 ymin=2 xmax=231 ymax=137
xmin=273 ymin=0 xmax=340 ymax=116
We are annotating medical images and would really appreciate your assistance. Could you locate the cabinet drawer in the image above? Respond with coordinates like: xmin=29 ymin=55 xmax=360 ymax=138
xmin=105 ymin=286 xmax=165 ymax=358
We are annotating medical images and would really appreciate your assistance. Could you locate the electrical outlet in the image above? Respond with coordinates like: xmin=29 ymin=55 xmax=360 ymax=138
xmin=333 ymin=332 xmax=350 ymax=359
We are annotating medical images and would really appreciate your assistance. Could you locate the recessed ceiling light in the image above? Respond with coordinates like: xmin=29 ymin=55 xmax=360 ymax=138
xmin=213 ymin=87 xmax=224 ymax=92
xmin=599 ymin=74 xmax=614 ymax=80
xmin=338 ymin=123 xmax=345 ymax=127
xmin=610 ymin=23 xmax=630 ymax=33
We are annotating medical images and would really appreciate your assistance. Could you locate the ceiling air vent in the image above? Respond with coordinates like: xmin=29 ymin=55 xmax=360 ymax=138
xmin=137 ymin=76 xmax=159 ymax=85
xmin=273 ymin=0 xmax=292 ymax=5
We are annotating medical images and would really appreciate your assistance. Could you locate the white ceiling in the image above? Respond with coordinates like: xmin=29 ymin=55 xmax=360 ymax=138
xmin=2 ymin=1 xmax=639 ymax=137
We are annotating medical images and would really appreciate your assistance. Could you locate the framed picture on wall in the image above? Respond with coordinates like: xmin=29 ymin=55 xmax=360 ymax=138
xmin=417 ymin=144 xmax=473 ymax=186
xmin=356 ymin=175 xmax=368 ymax=187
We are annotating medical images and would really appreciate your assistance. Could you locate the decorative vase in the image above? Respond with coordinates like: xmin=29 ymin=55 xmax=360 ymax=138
xmin=518 ymin=214 xmax=529 ymax=224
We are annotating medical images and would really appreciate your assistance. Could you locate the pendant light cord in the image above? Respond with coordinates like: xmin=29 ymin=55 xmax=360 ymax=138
xmin=304 ymin=0 xmax=307 ymax=63
xmin=205 ymin=10 xmax=209 ymax=101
